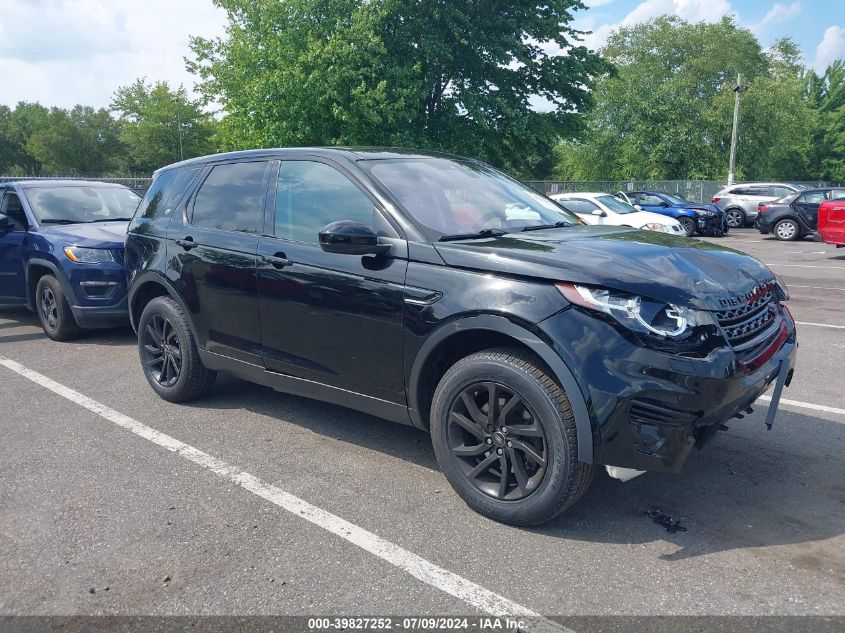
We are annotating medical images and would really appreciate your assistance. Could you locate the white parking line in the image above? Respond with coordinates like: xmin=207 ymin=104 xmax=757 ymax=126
xmin=0 ymin=355 xmax=567 ymax=633
xmin=766 ymin=263 xmax=845 ymax=269
xmin=795 ymin=321 xmax=845 ymax=329
xmin=790 ymin=285 xmax=845 ymax=291
xmin=759 ymin=394 xmax=845 ymax=417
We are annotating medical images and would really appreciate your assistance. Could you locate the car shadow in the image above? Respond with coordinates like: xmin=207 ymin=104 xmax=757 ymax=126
xmin=190 ymin=374 xmax=844 ymax=565
xmin=0 ymin=306 xmax=134 ymax=346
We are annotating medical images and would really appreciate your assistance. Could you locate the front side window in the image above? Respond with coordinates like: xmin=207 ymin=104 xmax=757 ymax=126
xmin=596 ymin=195 xmax=637 ymax=215
xmin=0 ymin=192 xmax=27 ymax=230
xmin=638 ymin=194 xmax=664 ymax=206
xmin=26 ymin=186 xmax=141 ymax=224
xmin=274 ymin=161 xmax=384 ymax=243
xmin=364 ymin=158 xmax=578 ymax=238
xmin=798 ymin=191 xmax=826 ymax=204
xmin=192 ymin=161 xmax=272 ymax=233
xmin=560 ymin=199 xmax=600 ymax=214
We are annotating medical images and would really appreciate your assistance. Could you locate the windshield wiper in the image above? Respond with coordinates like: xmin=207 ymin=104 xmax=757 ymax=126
xmin=39 ymin=219 xmax=80 ymax=225
xmin=438 ymin=228 xmax=508 ymax=242
xmin=520 ymin=221 xmax=572 ymax=232
xmin=89 ymin=217 xmax=133 ymax=223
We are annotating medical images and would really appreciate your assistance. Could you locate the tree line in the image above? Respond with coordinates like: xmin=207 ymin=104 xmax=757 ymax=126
xmin=0 ymin=80 xmax=215 ymax=177
xmin=1 ymin=2 xmax=842 ymax=182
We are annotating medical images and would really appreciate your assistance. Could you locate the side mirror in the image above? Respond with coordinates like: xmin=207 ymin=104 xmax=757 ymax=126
xmin=634 ymin=204 xmax=642 ymax=210
xmin=319 ymin=220 xmax=391 ymax=256
xmin=659 ymin=202 xmax=669 ymax=207
xmin=0 ymin=213 xmax=12 ymax=232
xmin=591 ymin=209 xmax=607 ymax=217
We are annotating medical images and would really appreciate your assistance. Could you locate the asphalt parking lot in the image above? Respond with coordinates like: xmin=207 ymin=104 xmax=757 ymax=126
xmin=1 ymin=229 xmax=843 ymax=629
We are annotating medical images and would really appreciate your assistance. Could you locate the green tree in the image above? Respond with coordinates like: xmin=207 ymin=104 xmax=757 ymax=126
xmin=0 ymin=106 xmax=16 ymax=173
xmin=8 ymin=102 xmax=50 ymax=175
xmin=111 ymin=79 xmax=216 ymax=174
xmin=189 ymin=0 xmax=608 ymax=177
xmin=26 ymin=106 xmax=122 ymax=174
xmin=557 ymin=17 xmax=815 ymax=181
xmin=805 ymin=60 xmax=845 ymax=181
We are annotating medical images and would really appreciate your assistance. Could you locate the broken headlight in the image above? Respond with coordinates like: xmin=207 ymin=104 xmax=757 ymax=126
xmin=556 ymin=282 xmax=712 ymax=339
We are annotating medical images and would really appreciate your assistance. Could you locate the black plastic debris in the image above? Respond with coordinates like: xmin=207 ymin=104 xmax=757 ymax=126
xmin=646 ymin=509 xmax=688 ymax=533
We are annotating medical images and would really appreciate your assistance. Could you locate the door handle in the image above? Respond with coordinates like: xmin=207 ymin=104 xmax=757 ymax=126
xmin=266 ymin=252 xmax=292 ymax=268
xmin=175 ymin=237 xmax=198 ymax=250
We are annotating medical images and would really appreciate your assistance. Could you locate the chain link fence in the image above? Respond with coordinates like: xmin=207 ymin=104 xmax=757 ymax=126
xmin=0 ymin=175 xmax=153 ymax=192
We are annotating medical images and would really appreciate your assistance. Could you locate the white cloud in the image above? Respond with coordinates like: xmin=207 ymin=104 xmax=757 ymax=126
xmin=749 ymin=2 xmax=802 ymax=34
xmin=813 ymin=25 xmax=845 ymax=72
xmin=584 ymin=0 xmax=616 ymax=7
xmin=579 ymin=0 xmax=734 ymax=50
xmin=0 ymin=0 xmax=227 ymax=109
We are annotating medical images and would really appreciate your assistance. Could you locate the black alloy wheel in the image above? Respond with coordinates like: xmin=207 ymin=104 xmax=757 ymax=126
xmin=142 ymin=313 xmax=182 ymax=387
xmin=447 ymin=381 xmax=548 ymax=500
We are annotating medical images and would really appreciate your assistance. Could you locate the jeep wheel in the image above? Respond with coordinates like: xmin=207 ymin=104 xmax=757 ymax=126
xmin=36 ymin=275 xmax=81 ymax=341
xmin=138 ymin=296 xmax=216 ymax=402
xmin=774 ymin=218 xmax=800 ymax=241
xmin=430 ymin=348 xmax=593 ymax=526
xmin=678 ymin=216 xmax=696 ymax=237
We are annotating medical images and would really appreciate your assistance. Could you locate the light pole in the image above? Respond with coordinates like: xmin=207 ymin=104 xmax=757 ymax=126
xmin=173 ymin=96 xmax=184 ymax=161
xmin=727 ymin=73 xmax=748 ymax=185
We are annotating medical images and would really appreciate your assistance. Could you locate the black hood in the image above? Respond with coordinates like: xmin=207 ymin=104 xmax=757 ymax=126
xmin=433 ymin=225 xmax=773 ymax=311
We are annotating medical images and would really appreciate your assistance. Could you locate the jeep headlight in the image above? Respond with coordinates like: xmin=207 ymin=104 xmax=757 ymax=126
xmin=63 ymin=246 xmax=115 ymax=264
xmin=640 ymin=222 xmax=672 ymax=233
xmin=556 ymin=283 xmax=713 ymax=339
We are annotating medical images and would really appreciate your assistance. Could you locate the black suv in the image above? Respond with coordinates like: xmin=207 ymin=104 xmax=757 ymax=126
xmin=125 ymin=148 xmax=797 ymax=526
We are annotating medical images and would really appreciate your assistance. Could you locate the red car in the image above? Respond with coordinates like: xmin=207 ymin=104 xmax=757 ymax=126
xmin=817 ymin=198 xmax=845 ymax=247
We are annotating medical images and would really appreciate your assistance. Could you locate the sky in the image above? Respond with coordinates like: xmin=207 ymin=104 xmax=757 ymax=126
xmin=0 ymin=0 xmax=842 ymax=110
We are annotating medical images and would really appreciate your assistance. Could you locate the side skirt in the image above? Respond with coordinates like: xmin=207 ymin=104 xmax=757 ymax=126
xmin=198 ymin=349 xmax=414 ymax=428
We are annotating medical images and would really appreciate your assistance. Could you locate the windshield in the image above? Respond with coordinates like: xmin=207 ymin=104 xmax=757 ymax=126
xmin=597 ymin=194 xmax=637 ymax=215
xmin=26 ymin=186 xmax=142 ymax=224
xmin=365 ymin=158 xmax=579 ymax=238
xmin=661 ymin=193 xmax=688 ymax=204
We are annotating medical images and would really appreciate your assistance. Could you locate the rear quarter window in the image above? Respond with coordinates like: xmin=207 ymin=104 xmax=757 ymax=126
xmin=135 ymin=167 xmax=201 ymax=222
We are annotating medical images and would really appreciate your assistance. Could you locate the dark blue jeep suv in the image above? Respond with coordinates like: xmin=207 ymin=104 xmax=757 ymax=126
xmin=0 ymin=180 xmax=141 ymax=340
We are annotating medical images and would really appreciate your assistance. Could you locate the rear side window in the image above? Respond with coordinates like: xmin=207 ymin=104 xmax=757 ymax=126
xmin=798 ymin=191 xmax=826 ymax=204
xmin=772 ymin=186 xmax=794 ymax=197
xmin=192 ymin=161 xmax=272 ymax=233
xmin=137 ymin=167 xmax=201 ymax=220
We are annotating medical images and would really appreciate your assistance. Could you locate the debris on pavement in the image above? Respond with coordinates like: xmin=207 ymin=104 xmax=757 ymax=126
xmin=646 ymin=509 xmax=688 ymax=533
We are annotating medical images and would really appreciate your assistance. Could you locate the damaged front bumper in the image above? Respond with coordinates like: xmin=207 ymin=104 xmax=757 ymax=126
xmin=539 ymin=306 xmax=797 ymax=474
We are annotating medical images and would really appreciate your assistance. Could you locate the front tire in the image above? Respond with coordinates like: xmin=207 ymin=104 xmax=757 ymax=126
xmin=430 ymin=348 xmax=593 ymax=526
xmin=36 ymin=275 xmax=81 ymax=341
xmin=774 ymin=218 xmax=800 ymax=241
xmin=678 ymin=216 xmax=696 ymax=237
xmin=138 ymin=296 xmax=216 ymax=402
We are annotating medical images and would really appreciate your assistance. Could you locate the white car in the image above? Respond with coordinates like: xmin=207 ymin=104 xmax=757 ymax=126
xmin=550 ymin=192 xmax=686 ymax=236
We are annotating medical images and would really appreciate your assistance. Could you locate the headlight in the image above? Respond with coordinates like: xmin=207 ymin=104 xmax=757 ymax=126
xmin=556 ymin=283 xmax=710 ymax=339
xmin=640 ymin=223 xmax=672 ymax=233
xmin=63 ymin=246 xmax=115 ymax=264
xmin=773 ymin=273 xmax=790 ymax=300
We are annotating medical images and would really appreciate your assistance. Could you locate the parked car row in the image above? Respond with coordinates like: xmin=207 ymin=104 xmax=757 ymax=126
xmin=711 ymin=182 xmax=805 ymax=228
xmin=755 ymin=186 xmax=845 ymax=241
xmin=612 ymin=190 xmax=728 ymax=237
xmin=0 ymin=149 xmax=798 ymax=526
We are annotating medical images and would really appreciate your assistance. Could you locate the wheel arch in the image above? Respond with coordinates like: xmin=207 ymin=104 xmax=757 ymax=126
xmin=408 ymin=315 xmax=595 ymax=463
xmin=26 ymin=258 xmax=74 ymax=311
xmin=129 ymin=273 xmax=195 ymax=337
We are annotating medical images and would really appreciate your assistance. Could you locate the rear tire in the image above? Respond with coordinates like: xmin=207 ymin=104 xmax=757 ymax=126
xmin=678 ymin=217 xmax=695 ymax=237
xmin=138 ymin=296 xmax=216 ymax=402
xmin=36 ymin=275 xmax=81 ymax=341
xmin=430 ymin=347 xmax=593 ymax=526
xmin=774 ymin=218 xmax=800 ymax=241
xmin=725 ymin=208 xmax=746 ymax=228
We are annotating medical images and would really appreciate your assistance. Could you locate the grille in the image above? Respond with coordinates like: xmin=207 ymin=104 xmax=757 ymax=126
xmin=714 ymin=288 xmax=779 ymax=351
xmin=630 ymin=399 xmax=699 ymax=426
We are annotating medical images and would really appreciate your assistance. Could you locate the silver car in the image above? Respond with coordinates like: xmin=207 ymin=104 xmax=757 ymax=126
xmin=712 ymin=182 xmax=804 ymax=228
